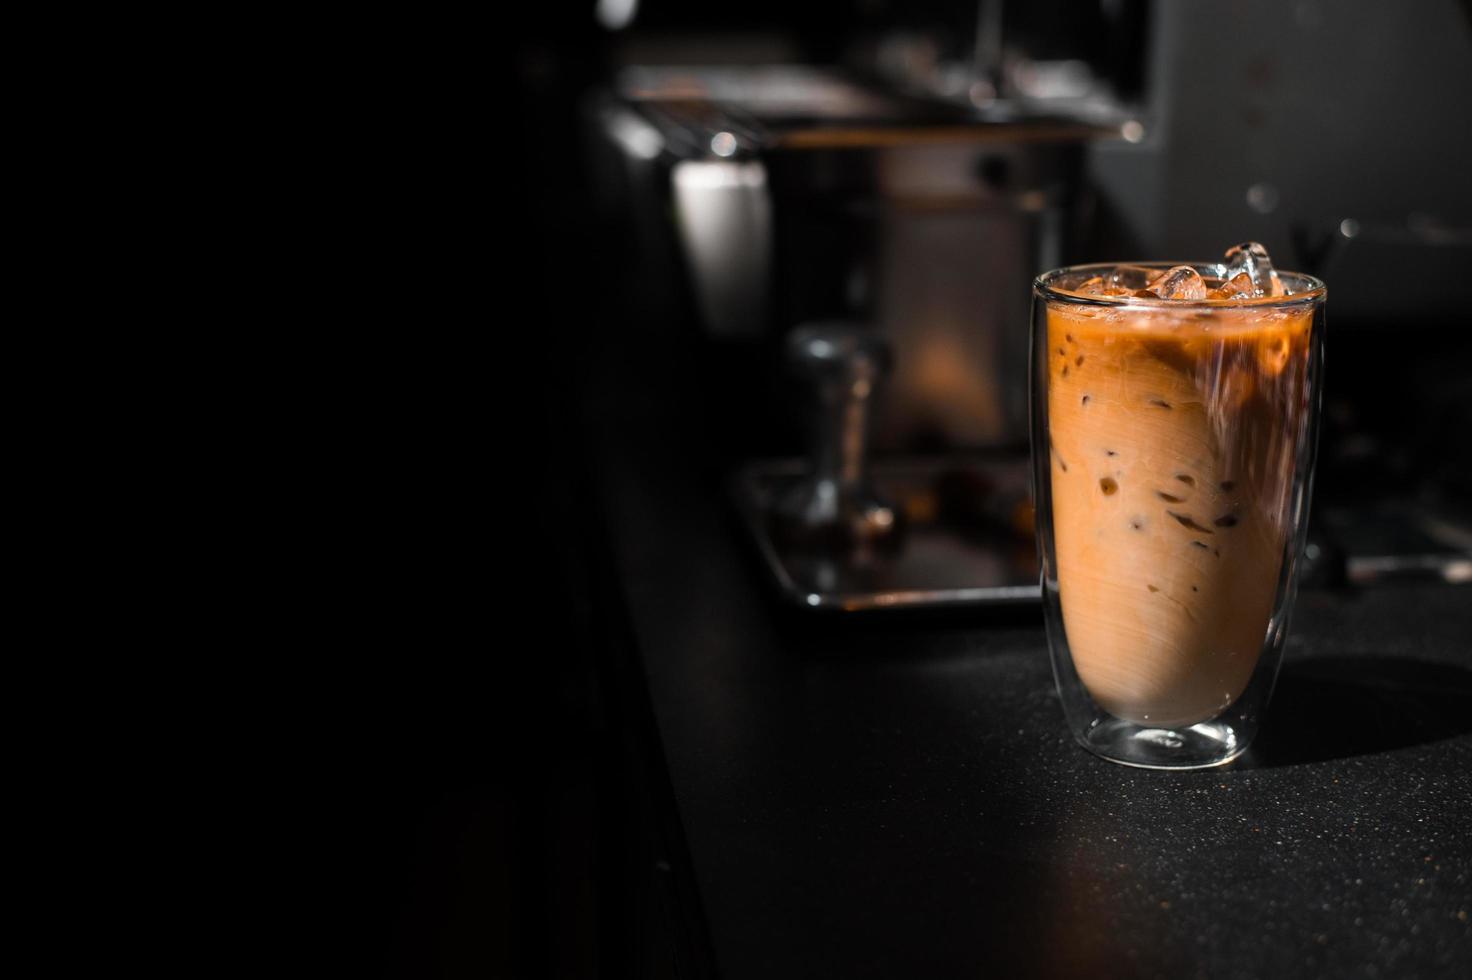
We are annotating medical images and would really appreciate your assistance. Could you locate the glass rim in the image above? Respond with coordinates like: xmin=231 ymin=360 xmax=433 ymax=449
xmin=1035 ymin=261 xmax=1326 ymax=309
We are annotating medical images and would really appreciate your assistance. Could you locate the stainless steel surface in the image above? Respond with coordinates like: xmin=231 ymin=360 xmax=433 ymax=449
xmin=1320 ymin=503 xmax=1472 ymax=586
xmin=1086 ymin=0 xmax=1472 ymax=315
xmin=736 ymin=456 xmax=1039 ymax=611
xmin=671 ymin=159 xmax=772 ymax=339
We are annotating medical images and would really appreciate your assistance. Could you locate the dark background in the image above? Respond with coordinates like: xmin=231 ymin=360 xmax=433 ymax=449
xmin=356 ymin=9 xmax=606 ymax=977
xmin=352 ymin=3 xmax=1472 ymax=977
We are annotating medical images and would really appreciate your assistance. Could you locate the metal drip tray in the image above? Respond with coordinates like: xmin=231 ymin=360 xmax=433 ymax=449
xmin=733 ymin=456 xmax=1041 ymax=611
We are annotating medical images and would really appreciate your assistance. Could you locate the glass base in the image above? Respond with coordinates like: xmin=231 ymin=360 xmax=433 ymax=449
xmin=1075 ymin=717 xmax=1249 ymax=770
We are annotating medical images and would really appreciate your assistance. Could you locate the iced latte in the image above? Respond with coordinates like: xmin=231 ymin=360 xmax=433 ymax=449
xmin=1038 ymin=244 xmax=1320 ymax=735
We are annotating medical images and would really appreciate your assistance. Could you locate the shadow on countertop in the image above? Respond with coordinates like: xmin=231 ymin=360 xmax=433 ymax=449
xmin=1238 ymin=656 xmax=1472 ymax=768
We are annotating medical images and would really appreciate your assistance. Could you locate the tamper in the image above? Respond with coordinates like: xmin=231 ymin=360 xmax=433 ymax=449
xmin=773 ymin=323 xmax=899 ymax=548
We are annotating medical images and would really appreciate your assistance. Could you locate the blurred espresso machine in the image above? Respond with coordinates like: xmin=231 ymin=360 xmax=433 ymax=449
xmin=592 ymin=1 xmax=1144 ymax=455
xmin=587 ymin=0 xmax=1472 ymax=608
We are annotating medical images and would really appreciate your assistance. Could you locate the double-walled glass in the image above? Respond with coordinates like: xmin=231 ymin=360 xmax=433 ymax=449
xmin=1030 ymin=264 xmax=1326 ymax=769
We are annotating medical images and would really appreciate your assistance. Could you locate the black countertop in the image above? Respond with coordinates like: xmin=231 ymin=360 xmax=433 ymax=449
xmin=586 ymin=338 xmax=1472 ymax=980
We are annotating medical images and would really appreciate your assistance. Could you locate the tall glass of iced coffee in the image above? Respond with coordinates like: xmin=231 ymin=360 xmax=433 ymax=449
xmin=1031 ymin=244 xmax=1325 ymax=769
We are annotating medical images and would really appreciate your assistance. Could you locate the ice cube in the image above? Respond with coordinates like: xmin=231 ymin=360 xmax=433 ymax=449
xmin=1108 ymin=265 xmax=1157 ymax=292
xmin=1222 ymin=241 xmax=1286 ymax=297
xmin=1209 ymin=271 xmax=1255 ymax=299
xmin=1072 ymin=273 xmax=1134 ymax=297
xmin=1140 ymin=265 xmax=1207 ymax=300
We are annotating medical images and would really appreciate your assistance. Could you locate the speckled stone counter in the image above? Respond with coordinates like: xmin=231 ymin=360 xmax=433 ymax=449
xmin=580 ymin=310 xmax=1472 ymax=979
xmin=590 ymin=376 xmax=1472 ymax=979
